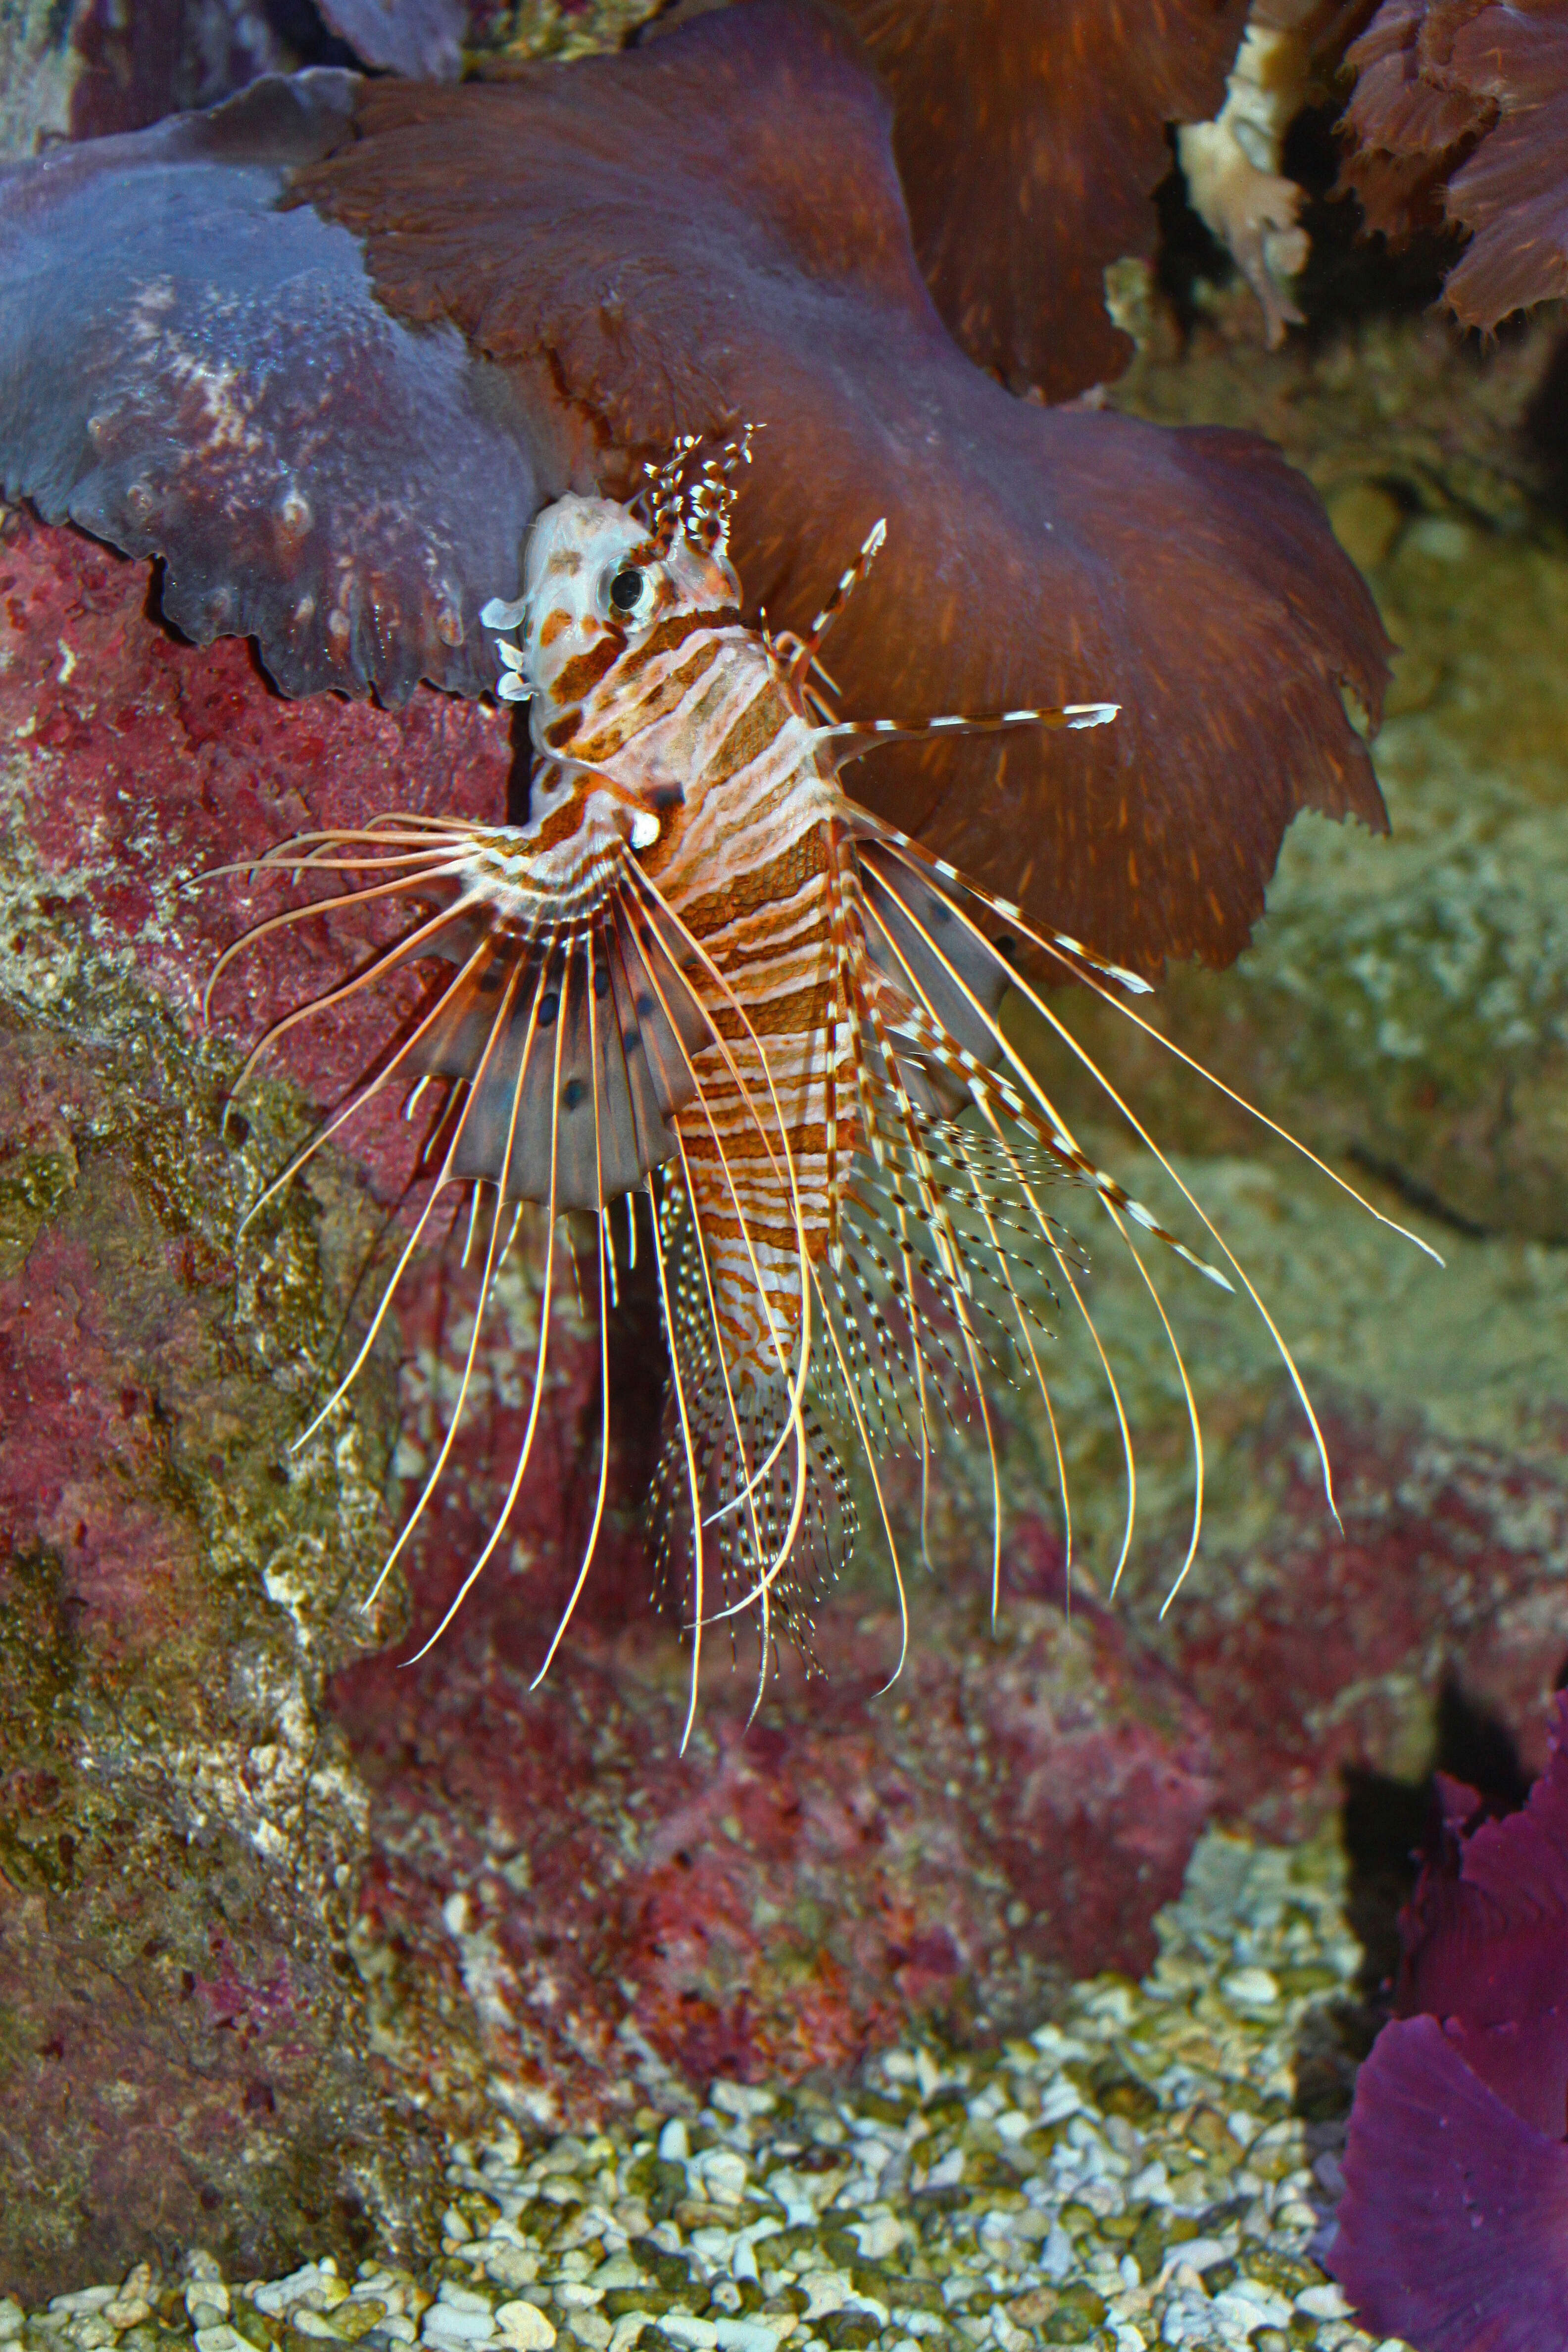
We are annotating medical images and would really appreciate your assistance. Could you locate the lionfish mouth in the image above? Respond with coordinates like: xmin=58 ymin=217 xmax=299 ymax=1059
xmin=204 ymin=468 xmax=1439 ymax=1742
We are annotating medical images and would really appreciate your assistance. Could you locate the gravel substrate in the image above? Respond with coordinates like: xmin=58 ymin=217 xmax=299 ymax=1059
xmin=0 ymin=1829 xmax=1402 ymax=2352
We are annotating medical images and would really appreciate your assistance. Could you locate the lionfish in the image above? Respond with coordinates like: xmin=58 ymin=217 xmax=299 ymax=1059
xmin=210 ymin=431 xmax=1435 ymax=1731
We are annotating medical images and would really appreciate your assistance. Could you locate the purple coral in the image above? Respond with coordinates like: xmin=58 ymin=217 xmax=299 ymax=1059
xmin=1331 ymin=1693 xmax=1568 ymax=2350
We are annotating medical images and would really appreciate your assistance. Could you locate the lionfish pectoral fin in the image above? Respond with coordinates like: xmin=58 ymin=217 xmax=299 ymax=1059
xmin=857 ymin=842 xmax=1014 ymax=1103
xmin=608 ymin=906 xmax=710 ymax=1131
xmin=390 ymin=890 xmax=719 ymax=1211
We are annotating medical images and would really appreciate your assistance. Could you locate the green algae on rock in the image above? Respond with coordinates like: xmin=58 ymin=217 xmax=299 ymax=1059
xmin=0 ymin=966 xmax=441 ymax=2299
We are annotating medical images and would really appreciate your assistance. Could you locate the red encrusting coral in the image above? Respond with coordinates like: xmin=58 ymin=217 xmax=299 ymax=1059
xmin=1330 ymin=1693 xmax=1568 ymax=2350
xmin=331 ymin=1451 xmax=1220 ymax=2113
xmin=0 ymin=512 xmax=478 ymax=2293
xmin=1340 ymin=0 xmax=1568 ymax=328
xmin=0 ymin=512 xmax=512 ymax=1194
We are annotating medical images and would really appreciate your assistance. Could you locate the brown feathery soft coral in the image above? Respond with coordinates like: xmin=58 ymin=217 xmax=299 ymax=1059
xmin=0 ymin=0 xmax=1389 ymax=979
xmin=1341 ymin=0 xmax=1568 ymax=328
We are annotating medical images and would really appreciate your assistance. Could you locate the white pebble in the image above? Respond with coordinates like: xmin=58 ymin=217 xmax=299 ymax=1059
xmin=1034 ymin=2079 xmax=1084 ymax=2126
xmin=692 ymin=2149 xmax=748 ymax=2205
xmin=254 ymin=2266 xmax=341 ymax=2320
xmin=1295 ymin=2284 xmax=1352 ymax=2320
xmin=1214 ymin=2283 xmax=1292 ymax=2330
xmin=495 ymin=2304 xmax=556 ymax=2352
xmin=851 ymin=2216 xmax=907 ymax=2261
xmin=710 ymin=2082 xmax=775 ymax=2120
xmin=1040 ymin=2222 xmax=1073 ymax=2281
xmin=797 ymin=2276 xmax=850 ymax=2322
xmin=657 ymin=2321 xmax=719 ymax=2350
xmin=1221 ymin=1967 xmax=1280 ymax=2010
xmin=440 ymin=2288 xmax=498 ymax=2317
xmin=485 ymin=2251 xmax=542 ymax=2291
xmin=659 ymin=2118 xmax=691 ymax=2162
xmin=424 ymin=2310 xmax=496 ymax=2347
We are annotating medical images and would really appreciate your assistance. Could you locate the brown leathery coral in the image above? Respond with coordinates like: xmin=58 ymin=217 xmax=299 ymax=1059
xmin=821 ymin=0 xmax=1252 ymax=398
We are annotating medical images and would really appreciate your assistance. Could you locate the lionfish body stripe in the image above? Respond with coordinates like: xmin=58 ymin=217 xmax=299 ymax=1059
xmin=216 ymin=431 xmax=1417 ymax=1701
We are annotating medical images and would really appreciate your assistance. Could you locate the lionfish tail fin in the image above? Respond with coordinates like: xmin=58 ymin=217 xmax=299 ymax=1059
xmin=650 ymin=1362 xmax=854 ymax=1669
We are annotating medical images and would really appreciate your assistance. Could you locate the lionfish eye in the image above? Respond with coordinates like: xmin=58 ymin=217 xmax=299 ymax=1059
xmin=609 ymin=567 xmax=646 ymax=614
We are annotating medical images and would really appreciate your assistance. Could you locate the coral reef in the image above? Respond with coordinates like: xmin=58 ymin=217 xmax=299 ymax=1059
xmin=334 ymin=1415 xmax=1217 ymax=2127
xmin=0 ymin=510 xmax=1222 ymax=2272
xmin=4 ymin=0 xmax=1568 ymax=2316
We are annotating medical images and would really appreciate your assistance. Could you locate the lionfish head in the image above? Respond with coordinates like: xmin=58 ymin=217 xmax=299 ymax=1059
xmin=515 ymin=488 xmax=742 ymax=702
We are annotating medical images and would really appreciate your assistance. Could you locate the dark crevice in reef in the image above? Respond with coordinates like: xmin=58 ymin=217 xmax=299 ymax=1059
xmin=1151 ymin=101 xmax=1464 ymax=346
xmin=1521 ymin=332 xmax=1568 ymax=528
xmin=1293 ymin=1680 xmax=1537 ymax=2129
xmin=1339 ymin=1673 xmax=1534 ymax=2007
xmin=1279 ymin=102 xmax=1457 ymax=338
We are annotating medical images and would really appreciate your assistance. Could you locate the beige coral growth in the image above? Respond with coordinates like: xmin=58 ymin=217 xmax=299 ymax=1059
xmin=1178 ymin=11 xmax=1316 ymax=345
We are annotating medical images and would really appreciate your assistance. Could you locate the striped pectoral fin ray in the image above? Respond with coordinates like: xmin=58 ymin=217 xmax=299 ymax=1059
xmin=856 ymin=843 xmax=1013 ymax=1104
xmin=817 ymin=702 xmax=1119 ymax=755
xmin=399 ymin=903 xmax=712 ymax=1210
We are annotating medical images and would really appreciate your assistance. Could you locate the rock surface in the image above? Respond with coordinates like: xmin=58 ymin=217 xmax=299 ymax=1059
xmin=0 ymin=511 xmax=509 ymax=2298
xmin=334 ymin=1500 xmax=1217 ymax=2134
